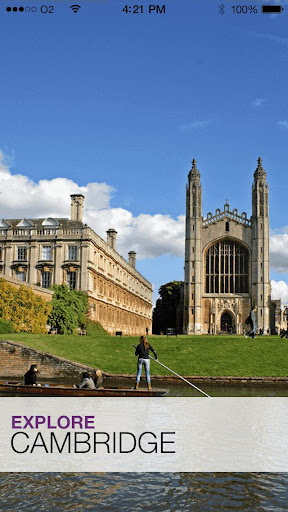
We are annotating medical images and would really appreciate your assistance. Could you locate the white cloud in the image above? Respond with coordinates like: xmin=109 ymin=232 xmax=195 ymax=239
xmin=1 ymin=150 xmax=288 ymax=274
xmin=268 ymin=232 xmax=288 ymax=303
xmin=0 ymin=151 xmax=184 ymax=260
xmin=0 ymin=151 xmax=113 ymax=218
xmin=179 ymin=120 xmax=210 ymax=131
xmin=71 ymin=208 xmax=185 ymax=259
xmin=278 ymin=120 xmax=288 ymax=129
xmin=271 ymin=280 xmax=288 ymax=305
xmin=251 ymin=98 xmax=266 ymax=108
xmin=270 ymin=232 xmax=288 ymax=272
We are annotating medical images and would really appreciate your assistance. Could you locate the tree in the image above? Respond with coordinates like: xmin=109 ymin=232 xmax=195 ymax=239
xmin=0 ymin=279 xmax=51 ymax=333
xmin=152 ymin=281 xmax=183 ymax=334
xmin=48 ymin=285 xmax=88 ymax=334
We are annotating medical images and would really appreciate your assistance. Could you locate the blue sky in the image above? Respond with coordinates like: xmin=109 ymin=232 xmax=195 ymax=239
xmin=0 ymin=0 xmax=288 ymax=301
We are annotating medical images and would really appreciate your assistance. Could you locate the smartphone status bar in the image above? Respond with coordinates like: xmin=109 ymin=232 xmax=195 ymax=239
xmin=0 ymin=1 xmax=286 ymax=17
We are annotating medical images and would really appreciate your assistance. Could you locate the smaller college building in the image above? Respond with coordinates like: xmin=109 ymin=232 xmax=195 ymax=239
xmin=0 ymin=195 xmax=152 ymax=335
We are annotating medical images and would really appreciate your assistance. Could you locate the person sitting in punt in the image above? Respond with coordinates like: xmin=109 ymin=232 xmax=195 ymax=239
xmin=134 ymin=335 xmax=158 ymax=391
xmin=92 ymin=369 xmax=104 ymax=389
xmin=24 ymin=364 xmax=39 ymax=386
xmin=78 ymin=371 xmax=96 ymax=389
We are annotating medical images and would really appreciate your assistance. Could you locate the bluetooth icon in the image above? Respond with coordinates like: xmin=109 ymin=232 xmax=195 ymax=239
xmin=218 ymin=4 xmax=225 ymax=15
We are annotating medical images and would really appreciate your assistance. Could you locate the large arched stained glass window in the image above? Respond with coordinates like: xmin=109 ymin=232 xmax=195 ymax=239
xmin=205 ymin=240 xmax=249 ymax=294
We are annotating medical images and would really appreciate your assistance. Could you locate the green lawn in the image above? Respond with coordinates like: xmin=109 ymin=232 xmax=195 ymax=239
xmin=2 ymin=333 xmax=288 ymax=377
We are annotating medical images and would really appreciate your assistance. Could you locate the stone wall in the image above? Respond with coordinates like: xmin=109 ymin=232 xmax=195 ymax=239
xmin=0 ymin=339 xmax=94 ymax=380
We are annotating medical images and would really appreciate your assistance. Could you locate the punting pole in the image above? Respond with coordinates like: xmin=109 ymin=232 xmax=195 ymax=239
xmin=132 ymin=345 xmax=211 ymax=398
xmin=151 ymin=357 xmax=212 ymax=398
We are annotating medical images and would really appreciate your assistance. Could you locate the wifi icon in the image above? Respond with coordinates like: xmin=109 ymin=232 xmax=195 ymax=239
xmin=70 ymin=4 xmax=81 ymax=13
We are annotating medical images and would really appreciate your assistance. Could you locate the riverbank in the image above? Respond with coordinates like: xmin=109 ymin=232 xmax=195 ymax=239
xmin=2 ymin=333 xmax=288 ymax=378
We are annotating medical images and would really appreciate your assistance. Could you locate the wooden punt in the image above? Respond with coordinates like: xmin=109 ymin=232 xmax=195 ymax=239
xmin=0 ymin=382 xmax=168 ymax=397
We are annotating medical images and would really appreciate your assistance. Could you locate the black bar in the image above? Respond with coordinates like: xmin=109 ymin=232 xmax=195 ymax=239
xmin=261 ymin=5 xmax=283 ymax=13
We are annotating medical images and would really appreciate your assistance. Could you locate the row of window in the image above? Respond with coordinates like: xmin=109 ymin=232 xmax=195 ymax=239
xmin=22 ymin=269 xmax=148 ymax=309
xmin=12 ymin=245 xmax=78 ymax=261
xmin=99 ymin=254 xmax=129 ymax=283
xmin=97 ymin=252 xmax=149 ymax=299
xmin=95 ymin=277 xmax=150 ymax=315
xmin=42 ymin=271 xmax=77 ymax=289
xmin=97 ymin=305 xmax=147 ymax=327
xmin=14 ymin=271 xmax=77 ymax=289
xmin=1 ymin=245 xmax=150 ymax=300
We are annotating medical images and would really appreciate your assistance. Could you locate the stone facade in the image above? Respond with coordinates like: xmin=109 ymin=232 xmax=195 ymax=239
xmin=184 ymin=158 xmax=273 ymax=335
xmin=0 ymin=195 xmax=152 ymax=335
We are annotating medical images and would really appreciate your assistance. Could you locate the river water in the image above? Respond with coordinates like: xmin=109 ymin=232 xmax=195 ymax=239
xmin=107 ymin=377 xmax=288 ymax=397
xmin=1 ymin=380 xmax=288 ymax=511
xmin=3 ymin=376 xmax=288 ymax=397
xmin=0 ymin=472 xmax=288 ymax=511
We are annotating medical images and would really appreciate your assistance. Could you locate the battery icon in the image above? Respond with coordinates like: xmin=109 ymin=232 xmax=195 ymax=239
xmin=261 ymin=5 xmax=284 ymax=13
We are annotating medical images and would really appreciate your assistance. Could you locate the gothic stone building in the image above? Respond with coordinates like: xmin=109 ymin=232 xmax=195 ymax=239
xmin=0 ymin=195 xmax=152 ymax=335
xmin=183 ymin=158 xmax=272 ymax=335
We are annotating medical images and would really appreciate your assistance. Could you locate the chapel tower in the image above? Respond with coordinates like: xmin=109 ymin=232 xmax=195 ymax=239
xmin=183 ymin=159 xmax=203 ymax=334
xmin=251 ymin=157 xmax=271 ymax=332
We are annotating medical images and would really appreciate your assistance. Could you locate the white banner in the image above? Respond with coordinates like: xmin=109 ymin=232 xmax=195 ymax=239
xmin=1 ymin=397 xmax=288 ymax=472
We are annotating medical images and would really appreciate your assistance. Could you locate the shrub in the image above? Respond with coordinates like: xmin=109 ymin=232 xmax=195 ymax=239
xmin=0 ymin=318 xmax=14 ymax=334
xmin=0 ymin=279 xmax=51 ymax=333
xmin=48 ymin=285 xmax=88 ymax=334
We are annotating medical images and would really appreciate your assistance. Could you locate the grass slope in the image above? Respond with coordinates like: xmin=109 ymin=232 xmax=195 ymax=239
xmin=2 ymin=333 xmax=288 ymax=377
